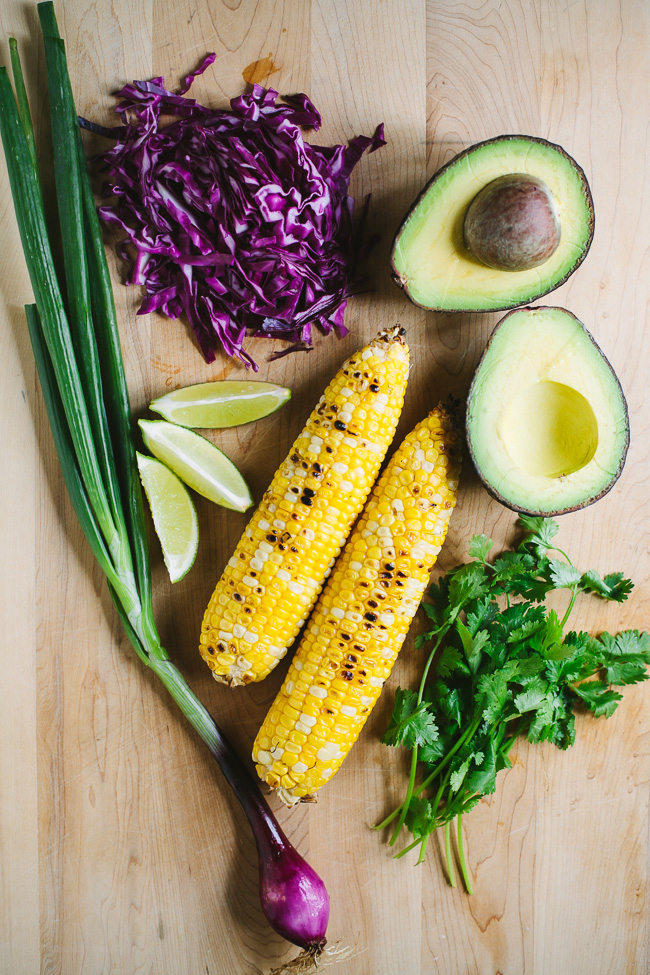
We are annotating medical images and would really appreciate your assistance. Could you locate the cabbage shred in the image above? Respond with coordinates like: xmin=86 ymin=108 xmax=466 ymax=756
xmin=87 ymin=55 xmax=385 ymax=367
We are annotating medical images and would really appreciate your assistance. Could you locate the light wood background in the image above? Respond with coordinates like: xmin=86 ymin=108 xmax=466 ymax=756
xmin=1 ymin=1 xmax=649 ymax=973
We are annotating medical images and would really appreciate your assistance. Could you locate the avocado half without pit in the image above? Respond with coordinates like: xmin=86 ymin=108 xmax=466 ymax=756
xmin=466 ymin=306 xmax=629 ymax=516
xmin=391 ymin=135 xmax=594 ymax=312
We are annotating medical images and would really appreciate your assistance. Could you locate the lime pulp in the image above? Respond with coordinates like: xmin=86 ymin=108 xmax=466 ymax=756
xmin=138 ymin=419 xmax=253 ymax=512
xmin=149 ymin=380 xmax=291 ymax=428
xmin=136 ymin=452 xmax=199 ymax=583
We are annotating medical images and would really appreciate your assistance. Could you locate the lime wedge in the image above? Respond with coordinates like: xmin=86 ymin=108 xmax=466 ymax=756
xmin=139 ymin=419 xmax=253 ymax=512
xmin=137 ymin=453 xmax=199 ymax=583
xmin=149 ymin=380 xmax=291 ymax=428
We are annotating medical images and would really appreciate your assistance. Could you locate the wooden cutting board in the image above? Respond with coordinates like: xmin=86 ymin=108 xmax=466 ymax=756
xmin=1 ymin=1 xmax=649 ymax=973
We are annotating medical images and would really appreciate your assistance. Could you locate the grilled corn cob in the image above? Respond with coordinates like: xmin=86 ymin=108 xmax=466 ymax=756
xmin=252 ymin=402 xmax=461 ymax=804
xmin=199 ymin=327 xmax=410 ymax=685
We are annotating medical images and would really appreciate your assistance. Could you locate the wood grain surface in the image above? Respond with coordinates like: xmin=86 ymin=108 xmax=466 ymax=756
xmin=1 ymin=2 xmax=649 ymax=974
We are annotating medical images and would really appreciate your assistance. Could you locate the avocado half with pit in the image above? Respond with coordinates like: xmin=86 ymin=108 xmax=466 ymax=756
xmin=466 ymin=306 xmax=629 ymax=516
xmin=391 ymin=135 xmax=594 ymax=312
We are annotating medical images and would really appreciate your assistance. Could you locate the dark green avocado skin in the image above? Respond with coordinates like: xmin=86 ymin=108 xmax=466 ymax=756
xmin=390 ymin=134 xmax=595 ymax=314
xmin=465 ymin=306 xmax=630 ymax=517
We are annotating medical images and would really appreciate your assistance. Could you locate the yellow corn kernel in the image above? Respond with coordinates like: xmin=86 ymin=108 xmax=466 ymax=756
xmin=253 ymin=401 xmax=461 ymax=804
xmin=199 ymin=327 xmax=410 ymax=685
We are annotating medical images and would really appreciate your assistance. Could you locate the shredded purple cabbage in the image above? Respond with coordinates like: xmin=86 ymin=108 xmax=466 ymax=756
xmin=89 ymin=55 xmax=385 ymax=367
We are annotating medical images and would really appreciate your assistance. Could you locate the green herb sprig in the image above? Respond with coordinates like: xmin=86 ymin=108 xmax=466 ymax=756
xmin=375 ymin=516 xmax=648 ymax=892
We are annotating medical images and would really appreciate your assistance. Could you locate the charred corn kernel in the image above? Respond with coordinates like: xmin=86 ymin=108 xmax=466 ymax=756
xmin=199 ymin=327 xmax=410 ymax=685
xmin=253 ymin=401 xmax=461 ymax=805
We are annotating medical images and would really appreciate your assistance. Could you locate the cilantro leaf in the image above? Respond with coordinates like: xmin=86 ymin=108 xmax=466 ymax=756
xmin=468 ymin=533 xmax=494 ymax=562
xmin=514 ymin=679 xmax=549 ymax=714
xmin=466 ymin=596 xmax=498 ymax=634
xmin=545 ymin=646 xmax=586 ymax=686
xmin=450 ymin=758 xmax=470 ymax=793
xmin=597 ymin=630 xmax=650 ymax=686
xmin=491 ymin=551 xmax=540 ymax=596
xmin=605 ymin=659 xmax=649 ymax=686
xmin=488 ymin=602 xmax=536 ymax=660
xmin=426 ymin=682 xmax=464 ymax=731
xmin=465 ymin=738 xmax=498 ymax=795
xmin=565 ymin=628 xmax=602 ymax=663
xmin=507 ymin=605 xmax=547 ymax=645
xmin=527 ymin=689 xmax=576 ymax=749
xmin=419 ymin=738 xmax=446 ymax=764
xmin=517 ymin=516 xmax=559 ymax=556
xmin=448 ymin=562 xmax=490 ymax=611
xmin=381 ymin=688 xmax=439 ymax=749
xmin=477 ymin=670 xmax=509 ymax=724
xmin=405 ymin=707 xmax=439 ymax=750
xmin=440 ymin=687 xmax=464 ymax=730
xmin=551 ymin=709 xmax=576 ymax=749
xmin=381 ymin=687 xmax=416 ymax=747
xmin=456 ymin=619 xmax=490 ymax=673
xmin=492 ymin=601 xmax=531 ymax=637
xmin=539 ymin=609 xmax=564 ymax=657
xmin=605 ymin=630 xmax=650 ymax=660
xmin=579 ymin=570 xmax=634 ymax=602
xmin=549 ymin=559 xmax=582 ymax=590
xmin=419 ymin=596 xmax=447 ymax=630
xmin=403 ymin=796 xmax=434 ymax=840
xmin=519 ymin=567 xmax=556 ymax=602
xmin=436 ymin=644 xmax=466 ymax=677
xmin=602 ymin=573 xmax=635 ymax=600
xmin=513 ymin=655 xmax=546 ymax=678
xmin=573 ymin=680 xmax=623 ymax=718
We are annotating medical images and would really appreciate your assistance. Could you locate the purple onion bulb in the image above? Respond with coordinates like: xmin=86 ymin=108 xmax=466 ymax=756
xmin=257 ymin=818 xmax=330 ymax=952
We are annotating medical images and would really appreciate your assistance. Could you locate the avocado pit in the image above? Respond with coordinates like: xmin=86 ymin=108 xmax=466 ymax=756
xmin=463 ymin=174 xmax=561 ymax=271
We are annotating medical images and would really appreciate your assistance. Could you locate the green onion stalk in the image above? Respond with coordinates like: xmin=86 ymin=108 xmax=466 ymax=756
xmin=0 ymin=4 xmax=329 ymax=963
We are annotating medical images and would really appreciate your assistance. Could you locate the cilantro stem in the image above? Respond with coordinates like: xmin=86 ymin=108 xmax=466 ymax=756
xmin=392 ymin=834 xmax=423 ymax=858
xmin=551 ymin=543 xmax=579 ymax=629
xmin=429 ymin=767 xmax=452 ymax=824
xmin=373 ymin=806 xmax=400 ymax=832
xmin=388 ymin=743 xmax=420 ymax=844
xmin=560 ymin=588 xmax=578 ymax=629
xmin=552 ymin=546 xmax=573 ymax=565
xmin=418 ymin=830 xmax=432 ymax=866
xmin=456 ymin=815 xmax=473 ymax=894
xmin=417 ymin=630 xmax=446 ymax=700
xmin=444 ymin=820 xmax=456 ymax=886
xmin=500 ymin=721 xmax=523 ymax=758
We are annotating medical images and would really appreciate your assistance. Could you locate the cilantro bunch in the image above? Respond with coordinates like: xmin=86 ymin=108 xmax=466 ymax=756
xmin=375 ymin=516 xmax=649 ymax=892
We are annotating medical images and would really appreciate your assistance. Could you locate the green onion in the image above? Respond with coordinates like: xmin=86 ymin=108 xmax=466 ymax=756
xmin=0 ymin=4 xmax=330 ymax=959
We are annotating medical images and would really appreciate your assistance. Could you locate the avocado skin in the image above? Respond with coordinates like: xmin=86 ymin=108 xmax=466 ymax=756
xmin=390 ymin=134 xmax=595 ymax=313
xmin=465 ymin=306 xmax=629 ymax=517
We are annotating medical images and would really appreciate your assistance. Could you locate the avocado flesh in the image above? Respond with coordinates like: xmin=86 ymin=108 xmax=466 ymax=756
xmin=466 ymin=307 xmax=629 ymax=515
xmin=392 ymin=136 xmax=594 ymax=312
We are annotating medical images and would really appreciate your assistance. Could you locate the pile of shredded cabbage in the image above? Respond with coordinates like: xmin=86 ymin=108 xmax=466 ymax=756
xmin=90 ymin=55 xmax=385 ymax=367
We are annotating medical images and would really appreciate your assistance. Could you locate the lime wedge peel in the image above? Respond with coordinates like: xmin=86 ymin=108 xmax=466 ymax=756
xmin=149 ymin=380 xmax=291 ymax=428
xmin=138 ymin=419 xmax=253 ymax=513
xmin=137 ymin=453 xmax=199 ymax=583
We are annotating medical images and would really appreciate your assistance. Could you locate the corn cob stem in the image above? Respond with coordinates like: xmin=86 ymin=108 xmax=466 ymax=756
xmin=199 ymin=327 xmax=410 ymax=686
xmin=253 ymin=401 xmax=461 ymax=804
